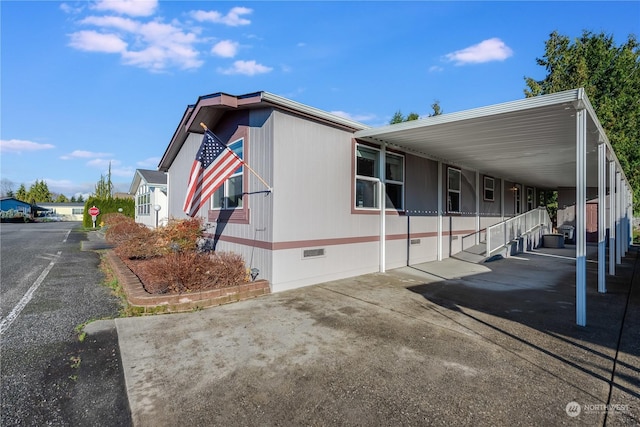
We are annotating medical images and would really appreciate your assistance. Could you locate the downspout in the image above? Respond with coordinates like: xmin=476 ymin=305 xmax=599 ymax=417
xmin=475 ymin=171 xmax=480 ymax=245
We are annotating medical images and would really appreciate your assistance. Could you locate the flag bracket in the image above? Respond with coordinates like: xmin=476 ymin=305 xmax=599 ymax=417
xmin=200 ymin=122 xmax=272 ymax=193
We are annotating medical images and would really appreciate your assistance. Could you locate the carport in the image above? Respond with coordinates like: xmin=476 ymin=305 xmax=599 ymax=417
xmin=355 ymin=88 xmax=634 ymax=326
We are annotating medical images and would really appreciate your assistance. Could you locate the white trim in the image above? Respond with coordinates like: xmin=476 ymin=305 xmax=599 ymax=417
xmin=575 ymin=108 xmax=587 ymax=327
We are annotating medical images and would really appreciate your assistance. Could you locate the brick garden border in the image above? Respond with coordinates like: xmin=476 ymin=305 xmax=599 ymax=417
xmin=104 ymin=250 xmax=270 ymax=314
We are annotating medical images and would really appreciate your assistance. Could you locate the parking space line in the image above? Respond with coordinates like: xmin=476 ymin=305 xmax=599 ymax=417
xmin=63 ymin=229 xmax=72 ymax=243
xmin=0 ymin=251 xmax=62 ymax=335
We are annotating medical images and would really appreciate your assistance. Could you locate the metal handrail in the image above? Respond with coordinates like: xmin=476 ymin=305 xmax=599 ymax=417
xmin=485 ymin=207 xmax=551 ymax=257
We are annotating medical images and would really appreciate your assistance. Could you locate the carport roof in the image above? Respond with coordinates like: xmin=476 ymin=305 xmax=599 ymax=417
xmin=355 ymin=88 xmax=624 ymax=189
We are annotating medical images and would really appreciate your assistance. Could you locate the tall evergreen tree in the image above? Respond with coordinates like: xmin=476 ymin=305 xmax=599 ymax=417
xmin=15 ymin=184 xmax=28 ymax=202
xmin=524 ymin=30 xmax=640 ymax=211
xmin=28 ymin=180 xmax=53 ymax=202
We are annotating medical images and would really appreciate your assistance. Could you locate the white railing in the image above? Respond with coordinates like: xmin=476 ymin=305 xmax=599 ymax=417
xmin=485 ymin=207 xmax=552 ymax=257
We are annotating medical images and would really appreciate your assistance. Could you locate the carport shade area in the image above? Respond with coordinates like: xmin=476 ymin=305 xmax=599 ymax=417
xmin=354 ymin=88 xmax=634 ymax=326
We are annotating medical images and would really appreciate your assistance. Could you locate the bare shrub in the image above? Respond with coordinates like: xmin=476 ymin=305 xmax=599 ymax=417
xmin=137 ymin=251 xmax=247 ymax=294
xmin=104 ymin=215 xmax=149 ymax=246
xmin=155 ymin=217 xmax=203 ymax=254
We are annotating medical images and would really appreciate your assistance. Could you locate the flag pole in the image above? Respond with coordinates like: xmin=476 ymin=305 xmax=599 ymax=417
xmin=200 ymin=122 xmax=272 ymax=192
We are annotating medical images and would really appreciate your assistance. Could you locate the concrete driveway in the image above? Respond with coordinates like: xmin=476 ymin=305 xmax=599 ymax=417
xmin=87 ymin=246 xmax=640 ymax=426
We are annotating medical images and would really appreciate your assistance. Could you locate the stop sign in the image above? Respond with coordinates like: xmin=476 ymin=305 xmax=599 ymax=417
xmin=89 ymin=206 xmax=100 ymax=216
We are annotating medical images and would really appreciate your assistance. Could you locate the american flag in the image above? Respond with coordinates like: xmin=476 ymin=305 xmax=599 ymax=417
xmin=183 ymin=130 xmax=243 ymax=217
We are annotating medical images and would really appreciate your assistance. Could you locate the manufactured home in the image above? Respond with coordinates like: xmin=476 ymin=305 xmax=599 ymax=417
xmin=130 ymin=169 xmax=168 ymax=228
xmin=158 ymin=89 xmax=633 ymax=326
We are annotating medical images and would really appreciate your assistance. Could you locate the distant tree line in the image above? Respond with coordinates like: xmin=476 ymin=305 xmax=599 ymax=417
xmin=1 ymin=178 xmax=85 ymax=204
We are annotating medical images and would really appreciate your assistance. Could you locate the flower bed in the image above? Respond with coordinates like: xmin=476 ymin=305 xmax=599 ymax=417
xmin=106 ymin=251 xmax=270 ymax=314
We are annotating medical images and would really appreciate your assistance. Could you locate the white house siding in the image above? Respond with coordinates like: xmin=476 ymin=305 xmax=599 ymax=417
xmin=167 ymin=132 xmax=202 ymax=220
xmin=204 ymin=108 xmax=275 ymax=285
xmin=270 ymin=110 xmax=375 ymax=290
xmin=166 ymin=104 xmax=548 ymax=293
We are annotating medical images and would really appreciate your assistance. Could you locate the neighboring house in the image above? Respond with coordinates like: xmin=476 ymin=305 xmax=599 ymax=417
xmin=0 ymin=197 xmax=36 ymax=219
xmin=130 ymin=169 xmax=168 ymax=228
xmin=38 ymin=202 xmax=85 ymax=221
xmin=158 ymin=89 xmax=632 ymax=326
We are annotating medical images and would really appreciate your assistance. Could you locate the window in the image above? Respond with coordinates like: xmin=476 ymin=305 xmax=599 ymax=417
xmin=527 ymin=187 xmax=535 ymax=211
xmin=72 ymin=208 xmax=84 ymax=215
xmin=447 ymin=167 xmax=461 ymax=213
xmin=484 ymin=176 xmax=495 ymax=201
xmin=211 ymin=138 xmax=244 ymax=210
xmin=355 ymin=145 xmax=404 ymax=210
xmin=513 ymin=184 xmax=522 ymax=214
xmin=385 ymin=153 xmax=404 ymax=209
xmin=137 ymin=184 xmax=150 ymax=216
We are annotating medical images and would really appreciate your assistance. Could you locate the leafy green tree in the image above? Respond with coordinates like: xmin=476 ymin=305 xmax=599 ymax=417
xmin=76 ymin=194 xmax=85 ymax=203
xmin=54 ymin=194 xmax=69 ymax=203
xmin=524 ymin=30 xmax=640 ymax=212
xmin=70 ymin=196 xmax=77 ymax=202
xmin=391 ymin=101 xmax=442 ymax=124
xmin=390 ymin=110 xmax=420 ymax=124
xmin=390 ymin=110 xmax=405 ymax=124
xmin=429 ymin=100 xmax=443 ymax=117
xmin=28 ymin=179 xmax=53 ymax=202
xmin=15 ymin=184 xmax=28 ymax=202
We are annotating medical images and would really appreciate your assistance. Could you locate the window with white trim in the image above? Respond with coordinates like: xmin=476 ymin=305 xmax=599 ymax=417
xmin=447 ymin=167 xmax=461 ymax=213
xmin=211 ymin=138 xmax=244 ymax=210
xmin=527 ymin=187 xmax=535 ymax=211
xmin=355 ymin=145 xmax=404 ymax=210
xmin=484 ymin=176 xmax=495 ymax=201
xmin=137 ymin=184 xmax=150 ymax=216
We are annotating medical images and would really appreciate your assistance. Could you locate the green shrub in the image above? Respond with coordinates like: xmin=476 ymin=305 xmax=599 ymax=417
xmin=83 ymin=196 xmax=134 ymax=228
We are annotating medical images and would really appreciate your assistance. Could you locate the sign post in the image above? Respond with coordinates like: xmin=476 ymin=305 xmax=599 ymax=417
xmin=89 ymin=206 xmax=100 ymax=228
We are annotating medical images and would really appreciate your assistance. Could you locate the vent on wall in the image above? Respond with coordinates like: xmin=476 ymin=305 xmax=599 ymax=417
xmin=303 ymin=248 xmax=325 ymax=259
xmin=410 ymin=239 xmax=421 ymax=245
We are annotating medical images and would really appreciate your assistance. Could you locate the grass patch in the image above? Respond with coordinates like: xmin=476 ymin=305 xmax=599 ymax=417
xmin=98 ymin=252 xmax=142 ymax=318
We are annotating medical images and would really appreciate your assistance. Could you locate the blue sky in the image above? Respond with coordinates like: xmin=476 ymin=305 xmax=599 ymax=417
xmin=1 ymin=0 xmax=639 ymax=198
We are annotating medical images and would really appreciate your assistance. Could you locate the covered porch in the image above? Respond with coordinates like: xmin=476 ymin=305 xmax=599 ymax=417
xmin=355 ymin=88 xmax=634 ymax=326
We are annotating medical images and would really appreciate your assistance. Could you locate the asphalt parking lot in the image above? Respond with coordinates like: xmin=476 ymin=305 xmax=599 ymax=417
xmin=87 ymin=245 xmax=640 ymax=426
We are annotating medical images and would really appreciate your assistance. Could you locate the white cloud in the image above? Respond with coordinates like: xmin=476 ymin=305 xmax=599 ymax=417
xmin=429 ymin=65 xmax=444 ymax=72
xmin=0 ymin=139 xmax=55 ymax=153
xmin=191 ymin=7 xmax=252 ymax=26
xmin=136 ymin=156 xmax=161 ymax=167
xmin=60 ymin=150 xmax=113 ymax=160
xmin=211 ymin=40 xmax=239 ymax=58
xmin=60 ymin=3 xmax=83 ymax=14
xmin=445 ymin=38 xmax=513 ymax=65
xmin=68 ymin=30 xmax=127 ymax=53
xmin=218 ymin=60 xmax=272 ymax=76
xmin=80 ymin=15 xmax=140 ymax=32
xmin=69 ymin=17 xmax=202 ymax=70
xmin=91 ymin=0 xmax=158 ymax=17
xmin=330 ymin=111 xmax=376 ymax=123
